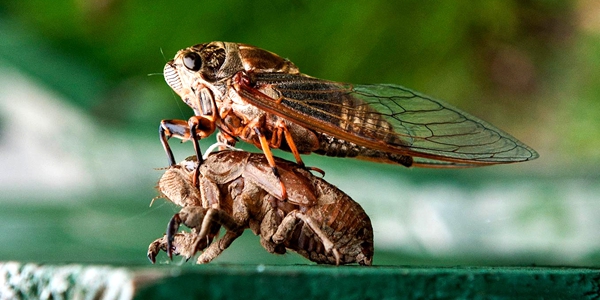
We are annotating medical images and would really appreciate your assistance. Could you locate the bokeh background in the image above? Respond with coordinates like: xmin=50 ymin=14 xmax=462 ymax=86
xmin=1 ymin=0 xmax=599 ymax=266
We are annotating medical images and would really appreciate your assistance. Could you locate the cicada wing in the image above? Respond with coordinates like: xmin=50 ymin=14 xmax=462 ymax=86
xmin=237 ymin=73 xmax=538 ymax=167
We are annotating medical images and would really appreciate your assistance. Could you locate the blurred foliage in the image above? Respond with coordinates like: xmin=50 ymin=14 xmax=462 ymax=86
xmin=2 ymin=0 xmax=599 ymax=167
xmin=0 ymin=0 xmax=600 ymax=166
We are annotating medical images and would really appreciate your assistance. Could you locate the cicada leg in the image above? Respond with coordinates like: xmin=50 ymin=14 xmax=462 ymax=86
xmin=159 ymin=119 xmax=191 ymax=166
xmin=165 ymin=213 xmax=182 ymax=260
xmin=253 ymin=127 xmax=288 ymax=201
xmin=171 ymin=206 xmax=245 ymax=264
xmin=194 ymin=206 xmax=249 ymax=263
xmin=188 ymin=119 xmax=204 ymax=187
xmin=196 ymin=230 xmax=243 ymax=264
xmin=165 ymin=208 xmax=216 ymax=260
xmin=164 ymin=206 xmax=235 ymax=262
xmin=272 ymin=210 xmax=341 ymax=265
xmin=275 ymin=120 xmax=304 ymax=168
xmin=275 ymin=121 xmax=326 ymax=177
xmin=159 ymin=114 xmax=218 ymax=185
xmin=147 ymin=232 xmax=199 ymax=263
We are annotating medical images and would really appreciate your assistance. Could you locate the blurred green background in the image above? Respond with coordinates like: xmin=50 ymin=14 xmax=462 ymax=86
xmin=1 ymin=0 xmax=599 ymax=266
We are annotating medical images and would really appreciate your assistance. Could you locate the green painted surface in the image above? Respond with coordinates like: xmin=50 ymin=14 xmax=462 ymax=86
xmin=137 ymin=265 xmax=600 ymax=299
xmin=3 ymin=263 xmax=600 ymax=299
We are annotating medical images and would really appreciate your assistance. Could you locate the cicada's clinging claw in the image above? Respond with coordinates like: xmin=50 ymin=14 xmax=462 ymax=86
xmin=166 ymin=213 xmax=182 ymax=260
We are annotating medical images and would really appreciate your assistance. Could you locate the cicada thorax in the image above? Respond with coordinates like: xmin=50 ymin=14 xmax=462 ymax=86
xmin=237 ymin=43 xmax=300 ymax=74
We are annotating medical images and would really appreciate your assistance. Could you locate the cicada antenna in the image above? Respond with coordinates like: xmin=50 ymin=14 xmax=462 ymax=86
xmin=147 ymin=48 xmax=169 ymax=77
xmin=151 ymin=47 xmax=188 ymax=119
xmin=159 ymin=47 xmax=167 ymax=63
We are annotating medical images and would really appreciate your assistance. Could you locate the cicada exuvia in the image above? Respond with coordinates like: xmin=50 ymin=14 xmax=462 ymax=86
xmin=159 ymin=42 xmax=539 ymax=195
xmin=148 ymin=150 xmax=373 ymax=265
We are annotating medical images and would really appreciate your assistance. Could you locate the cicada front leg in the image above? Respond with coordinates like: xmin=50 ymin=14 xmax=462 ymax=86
xmin=166 ymin=206 xmax=246 ymax=264
xmin=159 ymin=119 xmax=190 ymax=166
xmin=147 ymin=232 xmax=200 ymax=263
xmin=159 ymin=114 xmax=218 ymax=186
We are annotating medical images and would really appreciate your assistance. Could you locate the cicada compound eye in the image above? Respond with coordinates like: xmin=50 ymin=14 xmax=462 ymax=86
xmin=183 ymin=52 xmax=202 ymax=71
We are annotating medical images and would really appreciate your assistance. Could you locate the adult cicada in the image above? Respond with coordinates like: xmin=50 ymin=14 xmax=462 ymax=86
xmin=148 ymin=150 xmax=374 ymax=265
xmin=159 ymin=42 xmax=539 ymax=196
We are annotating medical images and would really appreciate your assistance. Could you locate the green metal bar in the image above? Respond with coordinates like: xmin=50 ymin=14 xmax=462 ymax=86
xmin=5 ymin=263 xmax=597 ymax=299
xmin=135 ymin=264 xmax=600 ymax=299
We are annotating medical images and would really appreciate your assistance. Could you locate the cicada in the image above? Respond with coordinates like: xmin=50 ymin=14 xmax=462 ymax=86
xmin=159 ymin=42 xmax=539 ymax=195
xmin=148 ymin=150 xmax=374 ymax=265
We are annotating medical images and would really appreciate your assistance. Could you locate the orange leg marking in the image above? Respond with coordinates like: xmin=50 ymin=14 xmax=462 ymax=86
xmin=279 ymin=122 xmax=326 ymax=177
xmin=278 ymin=122 xmax=305 ymax=168
xmin=254 ymin=127 xmax=288 ymax=201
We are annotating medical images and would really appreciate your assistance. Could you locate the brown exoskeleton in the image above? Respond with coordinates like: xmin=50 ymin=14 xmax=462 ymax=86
xmin=147 ymin=150 xmax=374 ymax=265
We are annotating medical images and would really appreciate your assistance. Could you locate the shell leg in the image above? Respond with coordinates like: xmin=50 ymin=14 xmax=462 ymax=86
xmin=272 ymin=211 xmax=341 ymax=265
xmin=147 ymin=232 xmax=200 ymax=263
xmin=176 ymin=207 xmax=246 ymax=264
xmin=196 ymin=230 xmax=244 ymax=264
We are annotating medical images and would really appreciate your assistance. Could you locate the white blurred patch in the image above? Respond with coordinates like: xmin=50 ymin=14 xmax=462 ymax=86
xmin=326 ymin=165 xmax=600 ymax=263
xmin=0 ymin=66 xmax=161 ymax=200
xmin=0 ymin=67 xmax=94 ymax=195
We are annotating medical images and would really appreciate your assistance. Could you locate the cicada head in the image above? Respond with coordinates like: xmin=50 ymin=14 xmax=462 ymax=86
xmin=163 ymin=42 xmax=235 ymax=116
xmin=157 ymin=156 xmax=202 ymax=207
xmin=164 ymin=42 xmax=299 ymax=116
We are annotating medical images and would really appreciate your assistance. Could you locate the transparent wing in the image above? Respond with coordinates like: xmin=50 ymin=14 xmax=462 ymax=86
xmin=237 ymin=73 xmax=538 ymax=167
